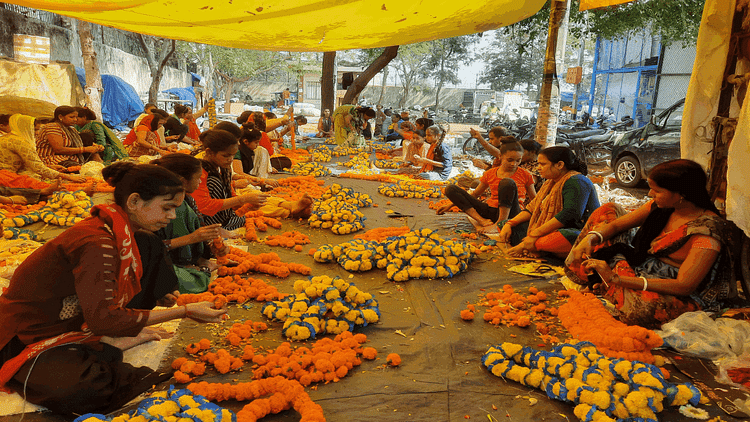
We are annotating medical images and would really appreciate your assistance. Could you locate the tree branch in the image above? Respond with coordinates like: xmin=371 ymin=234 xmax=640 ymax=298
xmin=343 ymin=45 xmax=399 ymax=104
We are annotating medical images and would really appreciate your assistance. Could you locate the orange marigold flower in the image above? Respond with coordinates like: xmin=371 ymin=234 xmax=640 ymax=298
xmin=361 ymin=347 xmax=378 ymax=360
xmin=386 ymin=353 xmax=401 ymax=367
xmin=460 ymin=309 xmax=475 ymax=320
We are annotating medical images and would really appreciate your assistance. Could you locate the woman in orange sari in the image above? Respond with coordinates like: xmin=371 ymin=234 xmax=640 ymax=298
xmin=567 ymin=159 xmax=736 ymax=328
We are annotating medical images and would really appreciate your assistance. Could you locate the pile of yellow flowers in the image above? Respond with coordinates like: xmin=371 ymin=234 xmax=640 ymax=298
xmin=74 ymin=386 xmax=234 ymax=422
xmin=314 ymin=228 xmax=474 ymax=281
xmin=341 ymin=152 xmax=370 ymax=168
xmin=308 ymin=184 xmax=372 ymax=234
xmin=447 ymin=169 xmax=476 ymax=185
xmin=483 ymin=341 xmax=707 ymax=422
xmin=374 ymin=159 xmax=401 ymax=169
xmin=331 ymin=145 xmax=369 ymax=157
xmin=378 ymin=179 xmax=442 ymax=199
xmin=40 ymin=190 xmax=94 ymax=226
xmin=368 ymin=141 xmax=395 ymax=152
xmin=286 ymin=161 xmax=331 ymax=177
xmin=311 ymin=146 xmax=332 ymax=162
xmin=261 ymin=275 xmax=380 ymax=341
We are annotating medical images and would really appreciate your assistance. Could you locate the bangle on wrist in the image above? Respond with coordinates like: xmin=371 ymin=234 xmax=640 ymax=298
xmin=163 ymin=239 xmax=172 ymax=250
xmin=640 ymin=276 xmax=648 ymax=291
xmin=9 ymin=197 xmax=14 ymax=205
xmin=589 ymin=230 xmax=604 ymax=244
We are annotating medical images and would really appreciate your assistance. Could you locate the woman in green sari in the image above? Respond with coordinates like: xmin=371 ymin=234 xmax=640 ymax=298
xmin=151 ymin=153 xmax=224 ymax=293
xmin=75 ymin=107 xmax=129 ymax=164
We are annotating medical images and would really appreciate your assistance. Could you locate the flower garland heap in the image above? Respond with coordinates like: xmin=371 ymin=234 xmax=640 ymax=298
xmin=475 ymin=285 xmax=558 ymax=331
xmin=314 ymin=228 xmax=474 ymax=281
xmin=0 ymin=201 xmax=46 ymax=227
xmin=2 ymin=226 xmax=37 ymax=240
xmin=266 ymin=176 xmax=327 ymax=201
xmin=177 ymin=274 xmax=286 ymax=307
xmin=482 ymin=341 xmax=707 ymax=422
xmin=261 ymin=275 xmax=380 ymax=341
xmin=559 ymin=291 xmax=663 ymax=364
xmin=353 ymin=226 xmax=411 ymax=242
xmin=74 ymin=386 xmax=235 ymax=422
xmin=264 ymin=231 xmax=311 ymax=250
xmin=311 ymin=146 xmax=332 ymax=162
xmin=190 ymin=376 xmax=324 ymax=422
xmin=1 ymin=190 xmax=92 ymax=228
xmin=341 ymin=152 xmax=370 ymax=168
xmin=307 ymin=184 xmax=372 ymax=235
xmin=216 ymin=247 xmax=312 ymax=278
xmin=331 ymin=145 xmax=368 ymax=157
xmin=239 ymin=210 xmax=283 ymax=242
xmin=368 ymin=141 xmax=395 ymax=152
xmin=373 ymin=159 xmax=400 ymax=169
xmin=378 ymin=179 xmax=442 ymax=199
xmin=287 ymin=162 xmax=331 ymax=177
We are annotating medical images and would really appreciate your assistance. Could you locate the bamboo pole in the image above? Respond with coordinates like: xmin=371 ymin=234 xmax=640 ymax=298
xmin=535 ymin=0 xmax=570 ymax=147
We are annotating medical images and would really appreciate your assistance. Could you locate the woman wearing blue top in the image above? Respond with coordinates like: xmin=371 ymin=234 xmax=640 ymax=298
xmin=499 ymin=146 xmax=600 ymax=258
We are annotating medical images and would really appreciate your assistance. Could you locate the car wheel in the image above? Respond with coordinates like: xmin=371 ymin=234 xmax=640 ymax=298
xmin=614 ymin=156 xmax=641 ymax=188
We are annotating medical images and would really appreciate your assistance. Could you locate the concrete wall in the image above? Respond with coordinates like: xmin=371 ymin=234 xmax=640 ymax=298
xmin=1 ymin=5 xmax=190 ymax=99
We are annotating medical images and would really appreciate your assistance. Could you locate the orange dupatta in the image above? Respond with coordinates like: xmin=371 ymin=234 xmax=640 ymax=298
xmin=419 ymin=143 xmax=437 ymax=173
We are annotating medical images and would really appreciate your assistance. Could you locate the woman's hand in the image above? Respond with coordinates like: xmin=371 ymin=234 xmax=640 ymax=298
xmin=61 ymin=173 xmax=87 ymax=183
xmin=412 ymin=155 xmax=424 ymax=165
xmin=186 ymin=301 xmax=228 ymax=323
xmin=581 ymin=258 xmax=614 ymax=284
xmin=157 ymin=290 xmax=180 ymax=307
xmin=219 ymin=227 xmax=240 ymax=239
xmin=506 ymin=236 xmax=538 ymax=256
xmin=499 ymin=223 xmax=513 ymax=244
xmin=469 ymin=128 xmax=482 ymax=139
xmin=83 ymin=145 xmax=104 ymax=154
xmin=234 ymin=178 xmax=251 ymax=189
xmin=263 ymin=178 xmax=280 ymax=188
xmin=569 ymin=235 xmax=595 ymax=269
xmin=435 ymin=203 xmax=453 ymax=215
xmin=166 ymin=135 xmax=181 ymax=141
xmin=190 ymin=224 xmax=223 ymax=243
xmin=240 ymin=192 xmax=269 ymax=207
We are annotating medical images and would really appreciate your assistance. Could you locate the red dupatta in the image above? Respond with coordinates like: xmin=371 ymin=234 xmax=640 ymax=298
xmin=419 ymin=143 xmax=437 ymax=173
xmin=0 ymin=204 xmax=143 ymax=390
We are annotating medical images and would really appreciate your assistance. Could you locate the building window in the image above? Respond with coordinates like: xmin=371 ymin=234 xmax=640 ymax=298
xmin=306 ymin=81 xmax=321 ymax=100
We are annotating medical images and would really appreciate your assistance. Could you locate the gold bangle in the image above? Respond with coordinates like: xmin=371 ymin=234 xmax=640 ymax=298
xmin=9 ymin=197 xmax=14 ymax=205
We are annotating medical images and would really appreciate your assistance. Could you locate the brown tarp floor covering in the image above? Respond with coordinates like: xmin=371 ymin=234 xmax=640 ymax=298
xmin=2 ymin=174 xmax=748 ymax=422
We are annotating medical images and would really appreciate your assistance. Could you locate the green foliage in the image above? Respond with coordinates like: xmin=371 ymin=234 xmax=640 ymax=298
xmin=177 ymin=41 xmax=284 ymax=80
xmin=424 ymin=36 xmax=478 ymax=86
xmin=503 ymin=0 xmax=704 ymax=50
xmin=479 ymin=31 xmax=545 ymax=92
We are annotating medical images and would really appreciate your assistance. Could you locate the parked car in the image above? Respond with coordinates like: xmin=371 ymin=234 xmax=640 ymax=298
xmin=610 ymin=98 xmax=684 ymax=188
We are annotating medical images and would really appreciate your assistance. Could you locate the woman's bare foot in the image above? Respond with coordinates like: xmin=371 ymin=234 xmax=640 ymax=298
xmin=41 ymin=179 xmax=60 ymax=196
xmin=291 ymin=194 xmax=314 ymax=219
xmin=477 ymin=224 xmax=499 ymax=235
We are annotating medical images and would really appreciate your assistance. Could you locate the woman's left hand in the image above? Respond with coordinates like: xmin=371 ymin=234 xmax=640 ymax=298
xmin=264 ymin=178 xmax=280 ymax=188
xmin=157 ymin=290 xmax=180 ymax=307
xmin=505 ymin=236 xmax=538 ymax=256
xmin=581 ymin=258 xmax=614 ymax=283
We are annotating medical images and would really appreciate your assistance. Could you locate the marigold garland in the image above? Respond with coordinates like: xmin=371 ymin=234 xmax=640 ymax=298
xmin=216 ymin=247 xmax=311 ymax=278
xmin=428 ymin=199 xmax=460 ymax=213
xmin=1 ymin=190 xmax=92 ymax=227
xmin=378 ymin=179 xmax=442 ymax=199
xmin=287 ymin=162 xmax=331 ymax=177
xmin=307 ymin=184 xmax=372 ymax=235
xmin=61 ymin=177 xmax=114 ymax=193
xmin=73 ymin=386 xmax=234 ymax=422
xmin=373 ymin=159 xmax=400 ymax=169
xmin=353 ymin=226 xmax=410 ymax=242
xmin=311 ymin=146 xmax=332 ymax=162
xmin=264 ymin=231 xmax=311 ymax=248
xmin=177 ymin=275 xmax=286 ymax=307
xmin=264 ymin=176 xmax=327 ymax=202
xmin=261 ymin=275 xmax=380 ymax=341
xmin=0 ymin=201 xmax=46 ymax=227
xmin=314 ymin=228 xmax=474 ymax=281
xmin=558 ymin=291 xmax=663 ymax=364
xmin=482 ymin=341 xmax=707 ymax=422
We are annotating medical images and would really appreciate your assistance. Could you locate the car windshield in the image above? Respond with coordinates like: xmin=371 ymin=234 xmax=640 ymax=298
xmin=657 ymin=103 xmax=684 ymax=129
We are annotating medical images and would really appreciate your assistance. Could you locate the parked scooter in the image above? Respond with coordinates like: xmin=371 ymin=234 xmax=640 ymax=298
xmin=557 ymin=117 xmax=634 ymax=166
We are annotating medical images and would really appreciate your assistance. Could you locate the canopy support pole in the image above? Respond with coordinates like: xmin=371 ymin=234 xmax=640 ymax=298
xmin=535 ymin=0 xmax=569 ymax=147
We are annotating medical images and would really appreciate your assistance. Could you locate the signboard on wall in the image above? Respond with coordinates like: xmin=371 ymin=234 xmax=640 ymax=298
xmin=566 ymin=66 xmax=583 ymax=84
xmin=13 ymin=34 xmax=50 ymax=65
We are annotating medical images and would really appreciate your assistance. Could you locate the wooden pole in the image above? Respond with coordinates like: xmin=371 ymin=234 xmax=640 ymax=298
xmin=290 ymin=108 xmax=296 ymax=150
xmin=535 ymin=0 xmax=569 ymax=147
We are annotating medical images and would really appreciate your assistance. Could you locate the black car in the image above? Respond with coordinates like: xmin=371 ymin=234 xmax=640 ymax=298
xmin=610 ymin=98 xmax=684 ymax=188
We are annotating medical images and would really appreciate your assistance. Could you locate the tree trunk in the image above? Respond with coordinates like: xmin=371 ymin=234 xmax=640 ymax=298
xmin=224 ymin=78 xmax=234 ymax=113
xmin=377 ymin=64 xmax=388 ymax=106
xmin=77 ymin=20 xmax=103 ymax=123
xmin=435 ymin=51 xmax=446 ymax=111
xmin=535 ymin=0 xmax=568 ymax=147
xmin=342 ymin=46 xmax=399 ymax=105
xmin=321 ymin=51 xmax=336 ymax=113
xmin=138 ymin=35 xmax=176 ymax=105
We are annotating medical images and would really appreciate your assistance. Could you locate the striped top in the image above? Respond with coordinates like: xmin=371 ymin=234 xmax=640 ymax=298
xmin=36 ymin=123 xmax=81 ymax=166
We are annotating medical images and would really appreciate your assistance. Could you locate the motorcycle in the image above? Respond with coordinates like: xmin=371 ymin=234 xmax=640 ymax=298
xmin=479 ymin=112 xmax=502 ymax=131
xmin=557 ymin=117 xmax=634 ymax=166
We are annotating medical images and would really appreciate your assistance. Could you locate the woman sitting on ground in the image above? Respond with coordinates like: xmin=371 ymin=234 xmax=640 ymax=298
xmin=331 ymin=105 xmax=376 ymax=146
xmin=500 ymin=146 xmax=600 ymax=257
xmin=36 ymin=106 xmax=104 ymax=167
xmin=411 ymin=125 xmax=453 ymax=181
xmin=317 ymin=108 xmax=333 ymax=138
xmin=386 ymin=129 xmax=428 ymax=174
xmin=232 ymin=127 xmax=276 ymax=183
xmin=163 ymin=104 xmax=199 ymax=146
xmin=192 ymin=129 xmax=269 ymax=231
xmin=75 ymin=107 xmax=128 ymax=164
xmin=0 ymin=162 xmax=227 ymax=416
xmin=469 ymin=126 xmax=514 ymax=170
xmin=152 ymin=154 xmax=223 ymax=293
xmin=437 ymin=141 xmax=534 ymax=233
xmin=566 ymin=159 xmax=735 ymax=328
xmin=0 ymin=114 xmax=85 ymax=183
xmin=207 ymin=121 xmax=278 ymax=190
xmin=127 ymin=109 xmax=174 ymax=157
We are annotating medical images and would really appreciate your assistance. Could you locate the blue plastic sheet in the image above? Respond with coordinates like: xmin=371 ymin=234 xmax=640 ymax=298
xmin=162 ymin=87 xmax=197 ymax=109
xmin=75 ymin=67 xmax=144 ymax=131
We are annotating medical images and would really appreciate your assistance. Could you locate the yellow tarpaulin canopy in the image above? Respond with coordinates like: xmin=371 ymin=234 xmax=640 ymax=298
xmin=6 ymin=0 xmax=546 ymax=52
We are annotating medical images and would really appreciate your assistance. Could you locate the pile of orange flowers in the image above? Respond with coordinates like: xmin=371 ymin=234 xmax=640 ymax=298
xmin=428 ymin=199 xmax=459 ymax=213
xmin=337 ymin=172 xmax=445 ymax=188
xmin=0 ymin=201 xmax=46 ymax=219
xmin=264 ymin=231 xmax=311 ymax=249
xmin=226 ymin=319 xmax=269 ymax=346
xmin=61 ymin=177 xmax=114 ymax=193
xmin=239 ymin=211 xmax=283 ymax=242
xmin=558 ymin=291 xmax=663 ymax=363
xmin=352 ymin=226 xmax=410 ymax=242
xmin=267 ymin=176 xmax=328 ymax=202
xmin=188 ymin=376 xmax=325 ymax=422
xmin=177 ymin=274 xmax=286 ymax=306
xmin=217 ymin=247 xmax=312 ymax=278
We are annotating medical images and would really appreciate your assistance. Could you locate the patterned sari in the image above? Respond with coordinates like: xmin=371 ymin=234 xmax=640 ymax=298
xmin=565 ymin=202 xmax=735 ymax=328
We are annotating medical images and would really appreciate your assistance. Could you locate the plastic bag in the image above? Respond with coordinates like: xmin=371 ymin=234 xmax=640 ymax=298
xmin=715 ymin=353 xmax=750 ymax=415
xmin=80 ymin=161 xmax=105 ymax=179
xmin=654 ymin=311 xmax=750 ymax=361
